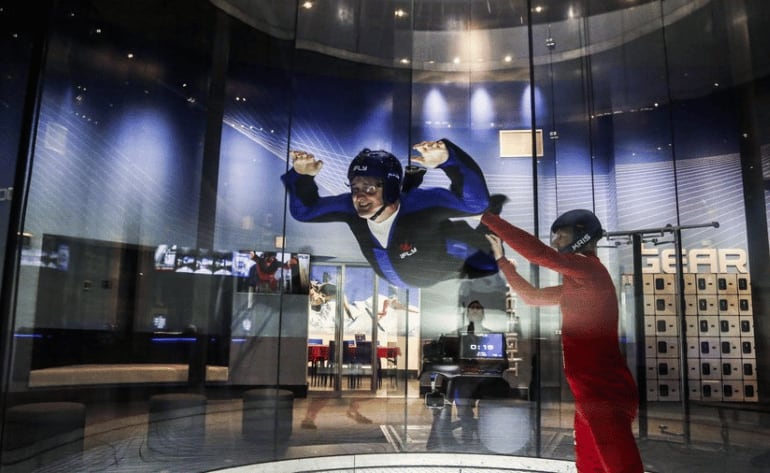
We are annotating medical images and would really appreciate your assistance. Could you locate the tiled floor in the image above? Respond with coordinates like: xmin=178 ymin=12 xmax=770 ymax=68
xmin=5 ymin=382 xmax=770 ymax=472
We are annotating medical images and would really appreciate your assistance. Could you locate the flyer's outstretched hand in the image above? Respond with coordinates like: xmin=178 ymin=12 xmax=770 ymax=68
xmin=411 ymin=140 xmax=449 ymax=168
xmin=291 ymin=150 xmax=324 ymax=176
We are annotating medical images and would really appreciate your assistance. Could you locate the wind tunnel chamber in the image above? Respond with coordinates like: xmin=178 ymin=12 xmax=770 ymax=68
xmin=1 ymin=0 xmax=770 ymax=471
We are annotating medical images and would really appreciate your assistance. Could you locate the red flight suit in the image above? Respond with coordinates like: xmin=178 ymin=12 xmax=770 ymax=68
xmin=481 ymin=212 xmax=643 ymax=473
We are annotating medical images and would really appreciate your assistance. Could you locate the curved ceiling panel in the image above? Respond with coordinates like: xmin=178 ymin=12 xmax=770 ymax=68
xmin=210 ymin=0 xmax=711 ymax=71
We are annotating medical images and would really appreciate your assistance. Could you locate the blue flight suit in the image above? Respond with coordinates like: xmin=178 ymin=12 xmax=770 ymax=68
xmin=281 ymin=139 xmax=497 ymax=288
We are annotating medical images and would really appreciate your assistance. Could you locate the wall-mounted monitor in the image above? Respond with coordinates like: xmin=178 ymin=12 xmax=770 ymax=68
xmin=153 ymin=245 xmax=310 ymax=294
xmin=459 ymin=332 xmax=506 ymax=360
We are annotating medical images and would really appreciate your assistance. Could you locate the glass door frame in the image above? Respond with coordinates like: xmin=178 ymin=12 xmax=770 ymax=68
xmin=308 ymin=262 xmax=380 ymax=394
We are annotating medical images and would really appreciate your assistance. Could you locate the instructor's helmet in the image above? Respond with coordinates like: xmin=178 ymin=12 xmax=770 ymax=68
xmin=347 ymin=149 xmax=403 ymax=204
xmin=551 ymin=209 xmax=604 ymax=253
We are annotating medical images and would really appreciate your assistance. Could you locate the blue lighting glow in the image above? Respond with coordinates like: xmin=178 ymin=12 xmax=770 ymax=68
xmin=521 ymin=84 xmax=545 ymax=124
xmin=422 ymin=88 xmax=449 ymax=126
xmin=470 ymin=87 xmax=494 ymax=128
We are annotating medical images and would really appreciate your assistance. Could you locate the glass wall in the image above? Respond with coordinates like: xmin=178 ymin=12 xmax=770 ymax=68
xmin=2 ymin=0 xmax=770 ymax=471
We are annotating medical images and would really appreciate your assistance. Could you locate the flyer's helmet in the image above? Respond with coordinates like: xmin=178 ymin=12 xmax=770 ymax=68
xmin=347 ymin=149 xmax=403 ymax=204
xmin=551 ymin=209 xmax=604 ymax=253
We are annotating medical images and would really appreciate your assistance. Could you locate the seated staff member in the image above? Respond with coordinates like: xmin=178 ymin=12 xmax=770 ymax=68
xmin=451 ymin=300 xmax=504 ymax=443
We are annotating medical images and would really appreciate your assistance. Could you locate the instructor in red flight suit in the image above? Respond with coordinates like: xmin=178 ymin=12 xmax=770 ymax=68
xmin=482 ymin=209 xmax=643 ymax=473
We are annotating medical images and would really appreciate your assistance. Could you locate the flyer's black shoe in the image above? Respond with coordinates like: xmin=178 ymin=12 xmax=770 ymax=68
xmin=487 ymin=194 xmax=508 ymax=215
xmin=475 ymin=194 xmax=508 ymax=246
xmin=402 ymin=164 xmax=427 ymax=193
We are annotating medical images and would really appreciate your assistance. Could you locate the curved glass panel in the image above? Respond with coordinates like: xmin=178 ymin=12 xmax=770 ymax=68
xmin=2 ymin=1 xmax=770 ymax=472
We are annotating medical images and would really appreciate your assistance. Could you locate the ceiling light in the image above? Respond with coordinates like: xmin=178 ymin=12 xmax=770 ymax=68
xmin=394 ymin=9 xmax=407 ymax=18
xmin=302 ymin=1 xmax=313 ymax=9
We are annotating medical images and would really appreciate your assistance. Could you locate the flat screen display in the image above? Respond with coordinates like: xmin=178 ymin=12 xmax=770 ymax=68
xmin=152 ymin=245 xmax=311 ymax=294
xmin=458 ymin=332 xmax=506 ymax=360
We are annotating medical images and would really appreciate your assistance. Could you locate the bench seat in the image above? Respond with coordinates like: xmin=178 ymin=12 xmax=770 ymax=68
xmin=28 ymin=364 xmax=229 ymax=387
